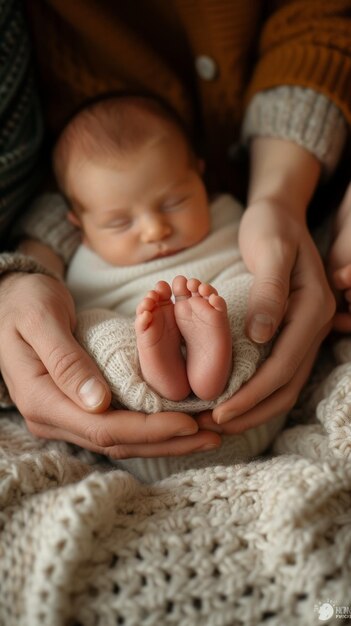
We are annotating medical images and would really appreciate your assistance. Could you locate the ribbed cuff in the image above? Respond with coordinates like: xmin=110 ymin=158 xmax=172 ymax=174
xmin=0 ymin=251 xmax=62 ymax=282
xmin=242 ymin=87 xmax=347 ymax=178
xmin=16 ymin=193 xmax=81 ymax=265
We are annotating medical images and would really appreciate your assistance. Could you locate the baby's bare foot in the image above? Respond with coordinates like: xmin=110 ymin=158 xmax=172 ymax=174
xmin=172 ymin=275 xmax=232 ymax=400
xmin=135 ymin=280 xmax=190 ymax=400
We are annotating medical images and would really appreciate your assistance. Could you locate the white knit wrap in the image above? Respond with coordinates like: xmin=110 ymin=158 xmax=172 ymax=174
xmin=66 ymin=195 xmax=285 ymax=479
xmin=68 ymin=195 xmax=268 ymax=413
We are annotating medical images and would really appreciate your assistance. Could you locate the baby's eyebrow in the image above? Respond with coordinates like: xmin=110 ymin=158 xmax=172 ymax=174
xmin=97 ymin=209 xmax=131 ymax=226
xmin=101 ymin=207 xmax=130 ymax=216
xmin=166 ymin=177 xmax=189 ymax=190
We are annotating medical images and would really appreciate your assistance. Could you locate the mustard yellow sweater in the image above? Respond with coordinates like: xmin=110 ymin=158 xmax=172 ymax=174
xmin=25 ymin=0 xmax=351 ymax=192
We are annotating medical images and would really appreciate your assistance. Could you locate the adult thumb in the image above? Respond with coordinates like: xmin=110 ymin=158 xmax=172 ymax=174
xmin=34 ymin=325 xmax=112 ymax=411
xmin=246 ymin=261 xmax=290 ymax=344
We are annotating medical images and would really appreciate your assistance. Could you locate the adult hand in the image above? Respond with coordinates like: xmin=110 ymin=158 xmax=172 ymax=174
xmin=327 ymin=183 xmax=351 ymax=333
xmin=204 ymin=138 xmax=336 ymax=431
xmin=198 ymin=202 xmax=334 ymax=434
xmin=0 ymin=272 xmax=221 ymax=457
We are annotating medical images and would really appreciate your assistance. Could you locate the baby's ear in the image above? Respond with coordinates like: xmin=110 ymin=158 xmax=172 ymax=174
xmin=67 ymin=210 xmax=81 ymax=229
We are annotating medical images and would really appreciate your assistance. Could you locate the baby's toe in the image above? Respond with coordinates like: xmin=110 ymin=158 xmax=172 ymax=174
xmin=198 ymin=282 xmax=218 ymax=298
xmin=154 ymin=280 xmax=172 ymax=302
xmin=135 ymin=309 xmax=153 ymax=332
xmin=136 ymin=296 xmax=157 ymax=316
xmin=208 ymin=293 xmax=227 ymax=313
xmin=187 ymin=277 xmax=201 ymax=295
xmin=172 ymin=275 xmax=191 ymax=300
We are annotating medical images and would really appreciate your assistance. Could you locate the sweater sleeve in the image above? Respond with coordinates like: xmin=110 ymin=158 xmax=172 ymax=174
xmin=0 ymin=0 xmax=44 ymax=245
xmin=244 ymin=1 xmax=351 ymax=129
xmin=242 ymin=86 xmax=348 ymax=177
xmin=16 ymin=193 xmax=81 ymax=265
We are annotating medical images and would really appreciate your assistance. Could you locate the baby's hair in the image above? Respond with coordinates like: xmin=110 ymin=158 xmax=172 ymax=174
xmin=53 ymin=94 xmax=195 ymax=192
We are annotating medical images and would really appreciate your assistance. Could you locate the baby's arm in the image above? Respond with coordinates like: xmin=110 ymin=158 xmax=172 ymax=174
xmin=328 ymin=183 xmax=351 ymax=332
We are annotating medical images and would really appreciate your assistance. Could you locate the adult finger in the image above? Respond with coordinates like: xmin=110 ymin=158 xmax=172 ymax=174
xmin=200 ymin=335 xmax=321 ymax=434
xmin=25 ymin=376 xmax=222 ymax=457
xmin=5 ymin=342 xmax=199 ymax=440
xmin=18 ymin=305 xmax=112 ymax=412
xmin=33 ymin=421 xmax=221 ymax=459
xmin=213 ymin=290 xmax=332 ymax=423
xmin=245 ymin=245 xmax=292 ymax=344
xmin=0 ymin=273 xmax=112 ymax=412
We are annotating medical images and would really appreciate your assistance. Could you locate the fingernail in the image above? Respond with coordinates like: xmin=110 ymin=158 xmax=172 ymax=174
xmin=79 ymin=377 xmax=106 ymax=408
xmin=176 ymin=428 xmax=198 ymax=436
xmin=216 ymin=409 xmax=238 ymax=424
xmin=197 ymin=443 xmax=221 ymax=452
xmin=249 ymin=314 xmax=273 ymax=343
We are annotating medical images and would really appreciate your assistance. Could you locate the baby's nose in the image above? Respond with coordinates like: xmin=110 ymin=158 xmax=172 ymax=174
xmin=140 ymin=216 xmax=172 ymax=243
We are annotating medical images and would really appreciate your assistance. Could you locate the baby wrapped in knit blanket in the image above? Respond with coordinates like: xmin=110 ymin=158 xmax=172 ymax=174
xmin=20 ymin=96 xmax=286 ymax=481
xmin=65 ymin=193 xmax=285 ymax=481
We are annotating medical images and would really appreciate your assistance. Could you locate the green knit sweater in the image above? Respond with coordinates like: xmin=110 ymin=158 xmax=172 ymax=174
xmin=0 ymin=0 xmax=43 ymax=246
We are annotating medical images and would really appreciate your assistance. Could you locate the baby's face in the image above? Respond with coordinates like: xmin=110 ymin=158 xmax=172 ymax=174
xmin=65 ymin=131 xmax=210 ymax=266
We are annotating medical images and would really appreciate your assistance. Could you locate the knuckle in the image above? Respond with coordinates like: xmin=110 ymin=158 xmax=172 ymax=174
xmin=22 ymin=303 xmax=44 ymax=330
xmin=107 ymin=445 xmax=129 ymax=460
xmin=16 ymin=282 xmax=74 ymax=336
xmin=255 ymin=276 xmax=287 ymax=309
xmin=84 ymin=423 xmax=117 ymax=448
xmin=48 ymin=347 xmax=83 ymax=388
xmin=20 ymin=301 xmax=55 ymax=336
xmin=16 ymin=398 xmax=41 ymax=424
xmin=25 ymin=420 xmax=46 ymax=438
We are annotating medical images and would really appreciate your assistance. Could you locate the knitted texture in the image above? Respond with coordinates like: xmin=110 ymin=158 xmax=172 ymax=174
xmin=16 ymin=193 xmax=81 ymax=265
xmin=24 ymin=1 xmax=351 ymax=195
xmin=74 ymin=296 xmax=285 ymax=481
xmin=66 ymin=195 xmax=284 ymax=479
xmin=0 ymin=335 xmax=351 ymax=625
xmin=3 ymin=195 xmax=283 ymax=478
xmin=0 ymin=0 xmax=43 ymax=241
xmin=0 ymin=251 xmax=60 ymax=281
xmin=242 ymin=87 xmax=347 ymax=178
xmin=25 ymin=1 xmax=351 ymax=136
xmin=73 ymin=288 xmax=267 ymax=415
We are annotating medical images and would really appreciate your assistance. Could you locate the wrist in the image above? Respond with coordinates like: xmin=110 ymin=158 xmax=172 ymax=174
xmin=0 ymin=252 xmax=63 ymax=290
xmin=248 ymin=137 xmax=321 ymax=220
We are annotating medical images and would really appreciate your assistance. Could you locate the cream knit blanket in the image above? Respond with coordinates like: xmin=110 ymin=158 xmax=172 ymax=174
xmin=0 ymin=335 xmax=351 ymax=625
xmin=2 ymin=195 xmax=350 ymax=624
